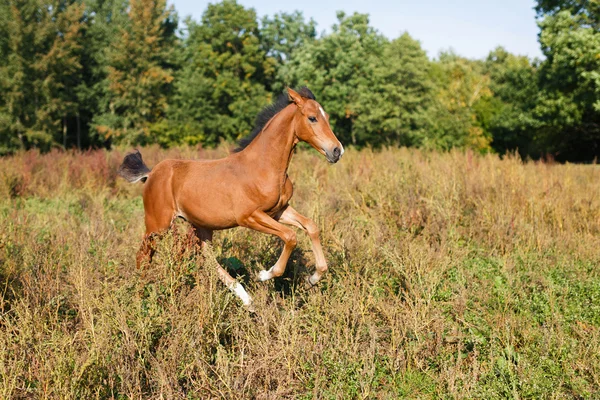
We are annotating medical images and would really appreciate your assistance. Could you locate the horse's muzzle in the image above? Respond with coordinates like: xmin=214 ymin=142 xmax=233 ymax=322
xmin=325 ymin=146 xmax=343 ymax=163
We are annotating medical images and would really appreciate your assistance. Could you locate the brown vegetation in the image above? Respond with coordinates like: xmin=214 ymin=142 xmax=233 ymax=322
xmin=0 ymin=146 xmax=598 ymax=398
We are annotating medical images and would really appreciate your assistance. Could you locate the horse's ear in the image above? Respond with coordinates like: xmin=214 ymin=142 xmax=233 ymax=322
xmin=287 ymin=87 xmax=305 ymax=108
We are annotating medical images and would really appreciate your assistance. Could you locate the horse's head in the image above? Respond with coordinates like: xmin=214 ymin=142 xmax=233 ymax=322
xmin=288 ymin=88 xmax=344 ymax=164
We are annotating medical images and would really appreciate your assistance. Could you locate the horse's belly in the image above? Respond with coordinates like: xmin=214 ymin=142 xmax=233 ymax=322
xmin=179 ymin=204 xmax=238 ymax=230
xmin=175 ymin=181 xmax=239 ymax=230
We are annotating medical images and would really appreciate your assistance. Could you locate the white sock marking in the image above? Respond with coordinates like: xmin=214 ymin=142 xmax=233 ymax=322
xmin=258 ymin=269 xmax=273 ymax=282
xmin=230 ymin=282 xmax=252 ymax=306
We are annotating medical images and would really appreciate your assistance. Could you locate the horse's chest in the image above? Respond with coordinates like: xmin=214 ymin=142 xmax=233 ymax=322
xmin=265 ymin=176 xmax=293 ymax=215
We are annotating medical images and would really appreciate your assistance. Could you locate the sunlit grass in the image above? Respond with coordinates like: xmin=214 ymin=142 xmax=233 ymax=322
xmin=0 ymin=146 xmax=598 ymax=398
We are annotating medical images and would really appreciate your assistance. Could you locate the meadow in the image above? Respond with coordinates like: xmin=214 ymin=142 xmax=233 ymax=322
xmin=0 ymin=146 xmax=598 ymax=399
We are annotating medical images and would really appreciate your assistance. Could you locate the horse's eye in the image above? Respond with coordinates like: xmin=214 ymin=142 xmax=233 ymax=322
xmin=308 ymin=116 xmax=317 ymax=123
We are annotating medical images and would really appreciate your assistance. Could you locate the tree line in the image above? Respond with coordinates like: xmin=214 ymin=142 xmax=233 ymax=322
xmin=0 ymin=0 xmax=598 ymax=161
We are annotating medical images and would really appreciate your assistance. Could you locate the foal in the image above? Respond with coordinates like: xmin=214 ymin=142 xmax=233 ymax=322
xmin=118 ymin=87 xmax=343 ymax=309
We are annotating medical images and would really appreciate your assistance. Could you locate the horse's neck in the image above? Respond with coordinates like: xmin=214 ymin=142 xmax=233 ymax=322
xmin=241 ymin=105 xmax=297 ymax=180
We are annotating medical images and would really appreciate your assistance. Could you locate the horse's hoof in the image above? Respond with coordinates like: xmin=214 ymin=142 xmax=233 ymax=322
xmin=257 ymin=269 xmax=272 ymax=282
xmin=303 ymin=274 xmax=319 ymax=289
xmin=308 ymin=274 xmax=320 ymax=286
xmin=244 ymin=302 xmax=256 ymax=313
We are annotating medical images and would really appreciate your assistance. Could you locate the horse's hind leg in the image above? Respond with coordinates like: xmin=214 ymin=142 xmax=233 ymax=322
xmin=193 ymin=227 xmax=254 ymax=310
xmin=136 ymin=205 xmax=175 ymax=269
xmin=136 ymin=234 xmax=157 ymax=269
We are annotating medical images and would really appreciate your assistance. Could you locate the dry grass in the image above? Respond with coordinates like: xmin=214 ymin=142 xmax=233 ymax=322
xmin=0 ymin=146 xmax=598 ymax=399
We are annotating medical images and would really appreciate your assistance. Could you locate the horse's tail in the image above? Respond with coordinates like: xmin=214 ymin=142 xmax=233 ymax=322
xmin=118 ymin=150 xmax=151 ymax=183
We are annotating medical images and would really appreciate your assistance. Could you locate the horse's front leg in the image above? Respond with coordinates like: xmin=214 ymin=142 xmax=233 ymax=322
xmin=193 ymin=226 xmax=254 ymax=311
xmin=276 ymin=206 xmax=328 ymax=285
xmin=241 ymin=210 xmax=297 ymax=282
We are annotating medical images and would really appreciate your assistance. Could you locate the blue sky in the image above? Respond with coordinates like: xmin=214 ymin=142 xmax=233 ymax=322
xmin=169 ymin=0 xmax=543 ymax=60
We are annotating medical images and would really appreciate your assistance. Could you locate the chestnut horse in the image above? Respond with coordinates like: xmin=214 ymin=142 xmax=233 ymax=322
xmin=118 ymin=87 xmax=343 ymax=309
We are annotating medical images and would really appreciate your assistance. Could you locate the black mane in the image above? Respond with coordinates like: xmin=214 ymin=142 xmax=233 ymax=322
xmin=233 ymin=87 xmax=316 ymax=152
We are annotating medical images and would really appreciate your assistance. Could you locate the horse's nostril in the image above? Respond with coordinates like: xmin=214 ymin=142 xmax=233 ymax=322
xmin=333 ymin=147 xmax=341 ymax=157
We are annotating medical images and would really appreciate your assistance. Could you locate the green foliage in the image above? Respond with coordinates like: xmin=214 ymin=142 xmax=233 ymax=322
xmin=279 ymin=12 xmax=392 ymax=146
xmin=261 ymin=11 xmax=317 ymax=66
xmin=353 ymin=34 xmax=434 ymax=147
xmin=482 ymin=47 xmax=540 ymax=156
xmin=535 ymin=0 xmax=599 ymax=28
xmin=75 ymin=0 xmax=129 ymax=149
xmin=0 ymin=0 xmax=84 ymax=154
xmin=167 ymin=0 xmax=275 ymax=146
xmin=534 ymin=10 xmax=600 ymax=160
xmin=0 ymin=0 xmax=598 ymax=160
xmin=427 ymin=53 xmax=493 ymax=151
xmin=94 ymin=0 xmax=178 ymax=145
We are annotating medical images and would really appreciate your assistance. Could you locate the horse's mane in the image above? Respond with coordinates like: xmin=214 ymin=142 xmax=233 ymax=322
xmin=233 ymin=87 xmax=316 ymax=153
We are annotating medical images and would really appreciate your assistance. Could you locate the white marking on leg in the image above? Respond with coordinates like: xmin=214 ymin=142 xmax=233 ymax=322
xmin=229 ymin=282 xmax=252 ymax=306
xmin=258 ymin=268 xmax=273 ymax=282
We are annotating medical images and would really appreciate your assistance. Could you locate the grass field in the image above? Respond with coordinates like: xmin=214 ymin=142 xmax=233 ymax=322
xmin=0 ymin=146 xmax=598 ymax=399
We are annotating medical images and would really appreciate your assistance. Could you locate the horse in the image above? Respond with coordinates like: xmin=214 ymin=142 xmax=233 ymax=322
xmin=118 ymin=87 xmax=343 ymax=310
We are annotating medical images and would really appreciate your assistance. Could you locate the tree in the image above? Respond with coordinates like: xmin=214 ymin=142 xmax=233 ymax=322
xmin=278 ymin=12 xmax=388 ymax=146
xmin=260 ymin=11 xmax=316 ymax=70
xmin=353 ymin=33 xmax=434 ymax=147
xmin=167 ymin=0 xmax=275 ymax=147
xmin=534 ymin=7 xmax=600 ymax=161
xmin=74 ymin=0 xmax=129 ymax=149
xmin=482 ymin=47 xmax=540 ymax=157
xmin=427 ymin=53 xmax=493 ymax=151
xmin=93 ymin=0 xmax=179 ymax=146
xmin=535 ymin=0 xmax=599 ymax=28
xmin=0 ymin=0 xmax=84 ymax=154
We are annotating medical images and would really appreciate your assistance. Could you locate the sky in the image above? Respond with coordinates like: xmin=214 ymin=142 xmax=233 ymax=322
xmin=169 ymin=0 xmax=544 ymax=60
